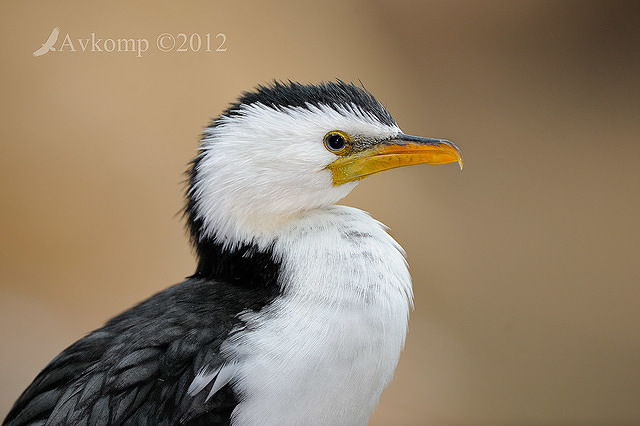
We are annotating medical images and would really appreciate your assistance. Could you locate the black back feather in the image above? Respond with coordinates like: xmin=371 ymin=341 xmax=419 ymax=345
xmin=3 ymin=277 xmax=281 ymax=426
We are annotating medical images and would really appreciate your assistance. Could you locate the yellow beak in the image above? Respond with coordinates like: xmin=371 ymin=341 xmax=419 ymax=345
xmin=327 ymin=134 xmax=463 ymax=185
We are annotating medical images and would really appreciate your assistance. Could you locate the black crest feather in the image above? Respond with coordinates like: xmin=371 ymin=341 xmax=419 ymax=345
xmin=223 ymin=80 xmax=396 ymax=127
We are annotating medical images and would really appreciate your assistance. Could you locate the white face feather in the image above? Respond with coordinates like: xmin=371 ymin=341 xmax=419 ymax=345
xmin=191 ymin=102 xmax=402 ymax=249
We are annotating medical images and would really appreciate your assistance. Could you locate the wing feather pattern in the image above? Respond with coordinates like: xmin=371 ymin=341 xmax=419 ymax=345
xmin=3 ymin=278 xmax=272 ymax=426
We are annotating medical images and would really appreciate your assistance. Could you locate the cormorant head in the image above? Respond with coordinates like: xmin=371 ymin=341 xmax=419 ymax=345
xmin=186 ymin=81 xmax=462 ymax=250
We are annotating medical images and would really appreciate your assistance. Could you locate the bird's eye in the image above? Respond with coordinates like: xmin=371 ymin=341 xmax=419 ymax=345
xmin=324 ymin=131 xmax=350 ymax=155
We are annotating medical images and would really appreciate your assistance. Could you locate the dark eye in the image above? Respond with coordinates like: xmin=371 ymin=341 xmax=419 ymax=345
xmin=326 ymin=134 xmax=345 ymax=151
xmin=324 ymin=131 xmax=350 ymax=154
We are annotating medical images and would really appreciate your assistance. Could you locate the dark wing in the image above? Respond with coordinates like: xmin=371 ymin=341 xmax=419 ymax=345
xmin=3 ymin=278 xmax=259 ymax=426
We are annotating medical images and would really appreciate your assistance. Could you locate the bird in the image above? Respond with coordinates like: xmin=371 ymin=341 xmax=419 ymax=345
xmin=32 ymin=27 xmax=59 ymax=57
xmin=3 ymin=80 xmax=462 ymax=425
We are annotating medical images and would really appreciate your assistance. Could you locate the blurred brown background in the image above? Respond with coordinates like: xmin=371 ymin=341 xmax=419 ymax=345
xmin=1 ymin=1 xmax=639 ymax=424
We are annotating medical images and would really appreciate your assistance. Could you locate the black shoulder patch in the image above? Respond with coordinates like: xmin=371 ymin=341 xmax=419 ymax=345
xmin=221 ymin=80 xmax=396 ymax=127
xmin=190 ymin=238 xmax=281 ymax=292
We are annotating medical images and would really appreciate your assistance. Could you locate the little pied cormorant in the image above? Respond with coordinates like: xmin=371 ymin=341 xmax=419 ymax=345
xmin=4 ymin=81 xmax=463 ymax=426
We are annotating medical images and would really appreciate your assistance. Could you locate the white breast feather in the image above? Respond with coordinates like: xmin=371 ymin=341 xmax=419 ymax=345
xmin=223 ymin=206 xmax=413 ymax=425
